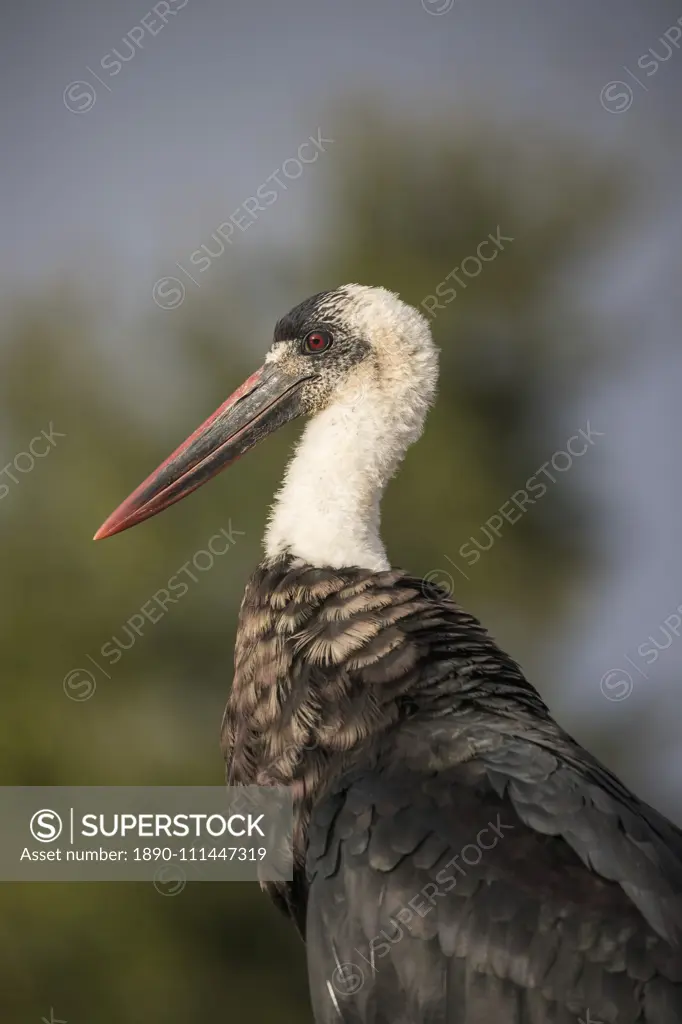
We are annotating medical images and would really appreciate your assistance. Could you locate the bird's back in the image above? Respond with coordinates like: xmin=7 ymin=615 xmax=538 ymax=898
xmin=223 ymin=558 xmax=682 ymax=1023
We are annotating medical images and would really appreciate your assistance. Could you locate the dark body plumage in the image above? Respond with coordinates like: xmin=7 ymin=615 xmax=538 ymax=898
xmin=222 ymin=557 xmax=682 ymax=1024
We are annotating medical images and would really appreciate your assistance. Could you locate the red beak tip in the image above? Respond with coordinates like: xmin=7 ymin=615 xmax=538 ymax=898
xmin=93 ymin=516 xmax=125 ymax=541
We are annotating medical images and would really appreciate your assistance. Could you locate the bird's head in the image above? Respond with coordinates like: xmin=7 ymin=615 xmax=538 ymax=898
xmin=94 ymin=284 xmax=438 ymax=540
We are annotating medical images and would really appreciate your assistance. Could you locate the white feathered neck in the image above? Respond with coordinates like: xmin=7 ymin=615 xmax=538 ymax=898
xmin=264 ymin=287 xmax=439 ymax=571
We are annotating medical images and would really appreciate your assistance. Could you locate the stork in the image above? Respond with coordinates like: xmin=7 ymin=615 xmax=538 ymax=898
xmin=96 ymin=285 xmax=682 ymax=1024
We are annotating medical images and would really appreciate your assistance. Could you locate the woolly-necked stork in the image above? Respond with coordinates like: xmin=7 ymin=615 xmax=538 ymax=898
xmin=96 ymin=285 xmax=682 ymax=1024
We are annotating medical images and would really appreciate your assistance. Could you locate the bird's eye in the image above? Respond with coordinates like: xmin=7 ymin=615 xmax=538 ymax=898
xmin=302 ymin=330 xmax=333 ymax=355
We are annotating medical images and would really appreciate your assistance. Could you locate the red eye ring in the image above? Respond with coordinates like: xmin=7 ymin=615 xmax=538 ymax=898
xmin=302 ymin=330 xmax=333 ymax=354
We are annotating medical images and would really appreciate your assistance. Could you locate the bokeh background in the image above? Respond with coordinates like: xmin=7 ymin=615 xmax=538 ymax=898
xmin=2 ymin=0 xmax=682 ymax=1020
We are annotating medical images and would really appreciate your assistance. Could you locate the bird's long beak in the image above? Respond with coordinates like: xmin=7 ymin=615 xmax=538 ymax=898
xmin=94 ymin=362 xmax=310 ymax=540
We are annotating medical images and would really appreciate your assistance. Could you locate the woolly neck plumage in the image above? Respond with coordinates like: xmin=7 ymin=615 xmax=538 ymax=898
xmin=264 ymin=286 xmax=439 ymax=571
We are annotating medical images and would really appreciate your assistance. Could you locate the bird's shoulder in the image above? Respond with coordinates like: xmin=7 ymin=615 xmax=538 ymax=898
xmin=310 ymin=715 xmax=682 ymax=934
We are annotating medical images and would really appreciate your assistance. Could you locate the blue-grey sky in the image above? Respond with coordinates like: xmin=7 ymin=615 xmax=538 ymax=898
xmin=3 ymin=0 xmax=682 ymax=812
xmin=3 ymin=0 xmax=682 ymax=285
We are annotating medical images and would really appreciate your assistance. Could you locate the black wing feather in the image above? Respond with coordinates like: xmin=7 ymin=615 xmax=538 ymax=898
xmin=306 ymin=749 xmax=682 ymax=1023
